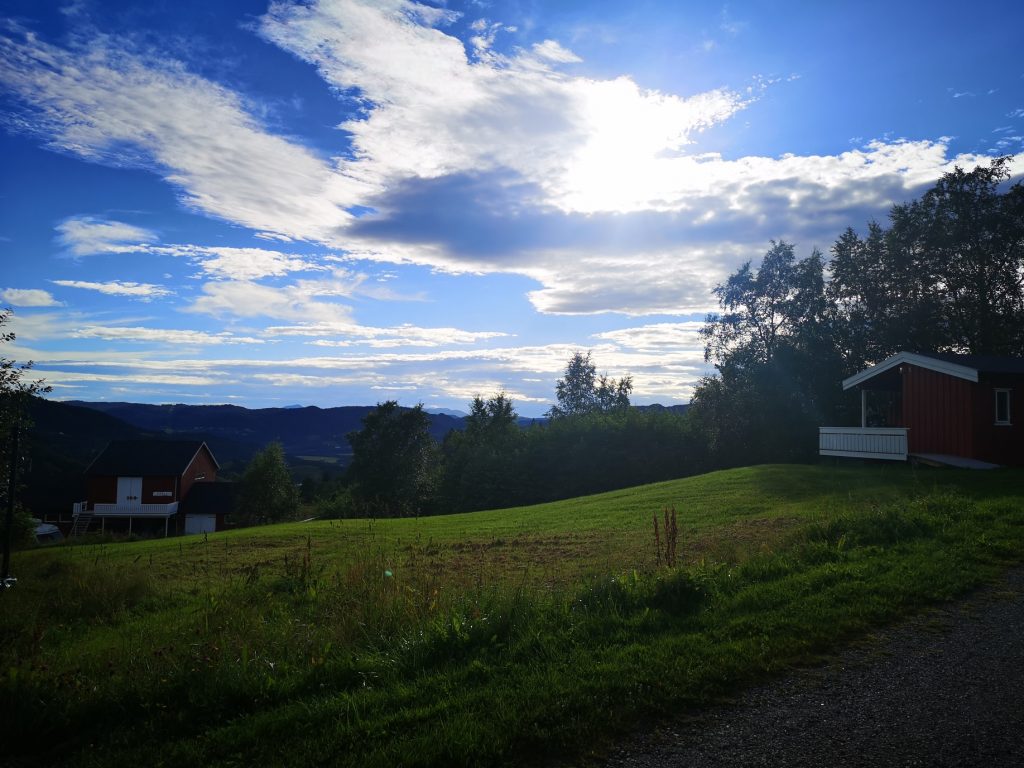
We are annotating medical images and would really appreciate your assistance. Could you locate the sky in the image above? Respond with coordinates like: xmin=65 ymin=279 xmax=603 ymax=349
xmin=2 ymin=0 xmax=1023 ymax=416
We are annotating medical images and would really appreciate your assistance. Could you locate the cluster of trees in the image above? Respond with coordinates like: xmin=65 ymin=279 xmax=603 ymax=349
xmin=326 ymin=352 xmax=704 ymax=517
xmin=692 ymin=158 xmax=1024 ymax=465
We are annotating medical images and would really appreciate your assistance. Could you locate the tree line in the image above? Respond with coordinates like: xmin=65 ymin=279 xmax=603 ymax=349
xmin=305 ymin=351 xmax=706 ymax=518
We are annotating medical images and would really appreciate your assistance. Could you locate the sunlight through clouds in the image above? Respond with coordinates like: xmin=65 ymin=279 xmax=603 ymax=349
xmin=3 ymin=0 xmax=1023 ymax=410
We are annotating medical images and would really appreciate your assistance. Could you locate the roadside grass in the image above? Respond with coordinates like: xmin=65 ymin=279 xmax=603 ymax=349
xmin=2 ymin=464 xmax=1023 ymax=767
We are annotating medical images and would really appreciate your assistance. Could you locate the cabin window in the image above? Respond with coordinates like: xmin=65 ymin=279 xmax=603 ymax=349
xmin=194 ymin=473 xmax=206 ymax=481
xmin=995 ymin=389 xmax=1011 ymax=425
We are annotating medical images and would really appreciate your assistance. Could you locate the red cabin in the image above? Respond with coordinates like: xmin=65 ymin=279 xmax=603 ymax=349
xmin=71 ymin=440 xmax=227 ymax=536
xmin=820 ymin=352 xmax=1023 ymax=467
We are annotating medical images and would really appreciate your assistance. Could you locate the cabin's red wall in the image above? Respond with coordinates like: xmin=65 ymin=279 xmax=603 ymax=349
xmin=87 ymin=476 xmax=117 ymax=505
xmin=179 ymin=447 xmax=219 ymax=500
xmin=141 ymin=476 xmax=177 ymax=503
xmin=973 ymin=373 xmax=1024 ymax=466
xmin=901 ymin=365 xmax=974 ymax=457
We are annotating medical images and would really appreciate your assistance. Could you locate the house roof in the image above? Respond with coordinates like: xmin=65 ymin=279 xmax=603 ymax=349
xmin=843 ymin=351 xmax=1024 ymax=390
xmin=913 ymin=352 xmax=1024 ymax=375
xmin=86 ymin=440 xmax=219 ymax=476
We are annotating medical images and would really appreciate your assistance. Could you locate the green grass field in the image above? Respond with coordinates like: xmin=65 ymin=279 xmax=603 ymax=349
xmin=3 ymin=463 xmax=1024 ymax=767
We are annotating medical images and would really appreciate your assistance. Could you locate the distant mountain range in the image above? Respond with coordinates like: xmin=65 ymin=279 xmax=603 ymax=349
xmin=65 ymin=400 xmax=465 ymax=462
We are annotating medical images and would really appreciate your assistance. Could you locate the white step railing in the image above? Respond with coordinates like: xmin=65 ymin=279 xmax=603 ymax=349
xmin=819 ymin=427 xmax=908 ymax=461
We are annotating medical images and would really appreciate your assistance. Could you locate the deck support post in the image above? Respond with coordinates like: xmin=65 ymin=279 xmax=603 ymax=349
xmin=164 ymin=517 xmax=169 ymax=538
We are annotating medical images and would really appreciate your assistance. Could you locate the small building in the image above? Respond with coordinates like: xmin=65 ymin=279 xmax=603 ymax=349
xmin=179 ymin=481 xmax=236 ymax=534
xmin=819 ymin=352 xmax=1023 ymax=467
xmin=71 ymin=440 xmax=229 ymax=536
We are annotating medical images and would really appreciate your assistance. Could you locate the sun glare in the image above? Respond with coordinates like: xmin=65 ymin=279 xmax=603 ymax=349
xmin=557 ymin=77 xmax=741 ymax=213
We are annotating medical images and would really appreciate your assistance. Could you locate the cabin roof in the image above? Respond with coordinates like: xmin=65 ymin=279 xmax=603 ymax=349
xmin=843 ymin=351 xmax=1024 ymax=390
xmin=86 ymin=440 xmax=219 ymax=476
xmin=913 ymin=352 xmax=1024 ymax=375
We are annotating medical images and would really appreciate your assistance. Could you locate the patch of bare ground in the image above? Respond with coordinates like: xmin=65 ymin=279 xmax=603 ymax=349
xmin=685 ymin=515 xmax=802 ymax=564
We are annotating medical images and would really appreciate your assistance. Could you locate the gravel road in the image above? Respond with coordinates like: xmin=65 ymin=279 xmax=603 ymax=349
xmin=602 ymin=568 xmax=1024 ymax=768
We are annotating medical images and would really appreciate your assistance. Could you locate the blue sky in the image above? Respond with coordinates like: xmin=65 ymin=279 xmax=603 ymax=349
xmin=2 ymin=0 xmax=1022 ymax=416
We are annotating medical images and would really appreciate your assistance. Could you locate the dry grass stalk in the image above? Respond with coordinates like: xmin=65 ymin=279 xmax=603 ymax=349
xmin=654 ymin=506 xmax=678 ymax=567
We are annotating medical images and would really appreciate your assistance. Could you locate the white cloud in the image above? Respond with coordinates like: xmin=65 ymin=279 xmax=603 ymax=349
xmin=593 ymin=322 xmax=706 ymax=352
xmin=259 ymin=0 xmax=748 ymax=211
xmin=0 ymin=28 xmax=369 ymax=240
xmin=253 ymin=372 xmax=381 ymax=387
xmin=15 ymin=331 xmax=706 ymax=410
xmin=38 ymin=370 xmax=224 ymax=387
xmin=52 ymin=217 xmax=329 ymax=279
xmin=530 ymin=40 xmax=582 ymax=64
xmin=186 ymin=280 xmax=354 ymax=323
xmin=148 ymin=245 xmax=324 ymax=280
xmin=55 ymin=216 xmax=158 ymax=257
xmin=0 ymin=288 xmax=62 ymax=307
xmin=6 ymin=2 xmax=1023 ymax=325
xmin=258 ymin=1 xmax=1022 ymax=315
xmin=299 ymin=322 xmax=510 ymax=347
xmin=69 ymin=326 xmax=265 ymax=345
xmin=51 ymin=279 xmax=173 ymax=300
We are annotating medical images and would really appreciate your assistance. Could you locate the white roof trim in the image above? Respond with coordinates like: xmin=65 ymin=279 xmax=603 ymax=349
xmin=842 ymin=352 xmax=979 ymax=390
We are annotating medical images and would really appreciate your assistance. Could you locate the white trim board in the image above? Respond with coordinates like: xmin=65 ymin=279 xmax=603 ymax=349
xmin=842 ymin=352 xmax=979 ymax=391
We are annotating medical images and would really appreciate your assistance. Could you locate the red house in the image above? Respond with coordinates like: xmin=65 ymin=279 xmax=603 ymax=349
xmin=71 ymin=440 xmax=226 ymax=537
xmin=820 ymin=352 xmax=1023 ymax=467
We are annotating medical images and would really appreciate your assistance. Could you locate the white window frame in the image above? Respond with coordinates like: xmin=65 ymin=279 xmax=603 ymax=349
xmin=995 ymin=388 xmax=1012 ymax=426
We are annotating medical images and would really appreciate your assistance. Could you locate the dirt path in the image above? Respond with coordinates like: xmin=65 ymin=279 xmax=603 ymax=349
xmin=601 ymin=568 xmax=1024 ymax=767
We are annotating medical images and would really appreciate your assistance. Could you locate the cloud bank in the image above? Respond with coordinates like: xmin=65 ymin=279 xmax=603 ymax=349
xmin=4 ymin=1 xmax=1017 ymax=318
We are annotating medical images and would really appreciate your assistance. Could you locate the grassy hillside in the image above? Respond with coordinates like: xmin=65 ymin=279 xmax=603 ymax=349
xmin=3 ymin=464 xmax=1024 ymax=766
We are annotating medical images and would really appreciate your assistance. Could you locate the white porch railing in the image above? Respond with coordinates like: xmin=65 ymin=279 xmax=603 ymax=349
xmin=91 ymin=502 xmax=179 ymax=517
xmin=72 ymin=501 xmax=88 ymax=516
xmin=819 ymin=427 xmax=908 ymax=461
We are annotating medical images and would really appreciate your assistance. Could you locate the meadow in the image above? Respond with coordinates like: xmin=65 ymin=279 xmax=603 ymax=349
xmin=3 ymin=463 xmax=1024 ymax=767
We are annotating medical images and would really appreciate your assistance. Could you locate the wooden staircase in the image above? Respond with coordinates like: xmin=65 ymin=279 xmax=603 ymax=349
xmin=69 ymin=511 xmax=94 ymax=537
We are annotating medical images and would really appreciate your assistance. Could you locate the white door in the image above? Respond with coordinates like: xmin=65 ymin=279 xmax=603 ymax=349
xmin=117 ymin=477 xmax=143 ymax=507
xmin=184 ymin=515 xmax=216 ymax=534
